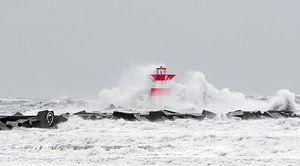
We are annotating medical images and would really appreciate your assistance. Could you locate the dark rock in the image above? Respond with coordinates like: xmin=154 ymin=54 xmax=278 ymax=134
xmin=0 ymin=121 xmax=8 ymax=130
xmin=112 ymin=111 xmax=137 ymax=121
xmin=242 ymin=111 xmax=262 ymax=120
xmin=13 ymin=112 xmax=23 ymax=116
xmin=174 ymin=113 xmax=205 ymax=120
xmin=202 ymin=110 xmax=216 ymax=119
xmin=226 ymin=110 xmax=244 ymax=119
xmin=141 ymin=110 xmax=205 ymax=121
xmin=73 ymin=110 xmax=87 ymax=115
xmin=133 ymin=114 xmax=149 ymax=121
xmin=144 ymin=111 xmax=171 ymax=121
xmin=53 ymin=113 xmax=69 ymax=125
xmin=227 ymin=110 xmax=297 ymax=120
xmin=264 ymin=110 xmax=294 ymax=119
xmin=74 ymin=111 xmax=113 ymax=120
xmin=20 ymin=119 xmax=33 ymax=128
xmin=36 ymin=110 xmax=55 ymax=128
xmin=0 ymin=110 xmax=66 ymax=129
xmin=1 ymin=108 xmax=300 ymax=130
xmin=29 ymin=118 xmax=43 ymax=128
xmin=6 ymin=121 xmax=18 ymax=127
xmin=227 ymin=110 xmax=260 ymax=119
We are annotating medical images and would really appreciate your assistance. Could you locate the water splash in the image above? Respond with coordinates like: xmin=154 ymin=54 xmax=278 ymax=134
xmin=98 ymin=64 xmax=299 ymax=113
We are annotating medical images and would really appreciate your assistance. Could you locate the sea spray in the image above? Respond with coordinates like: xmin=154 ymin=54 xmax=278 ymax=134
xmin=98 ymin=64 xmax=156 ymax=111
xmin=98 ymin=64 xmax=299 ymax=113
xmin=268 ymin=89 xmax=297 ymax=111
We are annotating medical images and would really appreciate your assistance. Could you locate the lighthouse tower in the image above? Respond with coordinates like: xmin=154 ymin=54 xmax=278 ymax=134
xmin=150 ymin=66 xmax=176 ymax=96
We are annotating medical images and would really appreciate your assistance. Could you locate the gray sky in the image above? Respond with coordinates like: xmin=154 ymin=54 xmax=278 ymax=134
xmin=0 ymin=0 xmax=299 ymax=99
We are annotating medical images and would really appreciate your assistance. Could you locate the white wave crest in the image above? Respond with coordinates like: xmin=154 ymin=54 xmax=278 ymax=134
xmin=98 ymin=64 xmax=299 ymax=113
xmin=268 ymin=89 xmax=297 ymax=111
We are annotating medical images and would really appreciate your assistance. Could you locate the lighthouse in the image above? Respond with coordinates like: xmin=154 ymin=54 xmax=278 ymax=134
xmin=150 ymin=66 xmax=176 ymax=96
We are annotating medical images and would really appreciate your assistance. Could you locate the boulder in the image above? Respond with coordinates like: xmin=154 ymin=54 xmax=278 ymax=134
xmin=202 ymin=110 xmax=216 ymax=119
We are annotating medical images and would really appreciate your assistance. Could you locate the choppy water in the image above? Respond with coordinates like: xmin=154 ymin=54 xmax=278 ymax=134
xmin=0 ymin=97 xmax=97 ymax=115
xmin=1 ymin=115 xmax=300 ymax=166
xmin=0 ymin=97 xmax=299 ymax=165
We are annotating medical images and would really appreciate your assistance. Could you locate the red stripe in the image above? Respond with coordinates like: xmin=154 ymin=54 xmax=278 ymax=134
xmin=150 ymin=88 xmax=170 ymax=96
xmin=150 ymin=74 xmax=175 ymax=81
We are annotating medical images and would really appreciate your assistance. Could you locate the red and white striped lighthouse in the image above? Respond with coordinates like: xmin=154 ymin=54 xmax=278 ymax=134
xmin=150 ymin=66 xmax=176 ymax=96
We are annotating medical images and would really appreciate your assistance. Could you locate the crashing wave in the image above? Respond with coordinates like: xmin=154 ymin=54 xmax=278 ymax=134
xmin=98 ymin=64 xmax=299 ymax=113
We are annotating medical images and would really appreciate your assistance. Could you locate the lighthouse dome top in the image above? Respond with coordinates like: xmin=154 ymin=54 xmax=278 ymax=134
xmin=156 ymin=66 xmax=167 ymax=70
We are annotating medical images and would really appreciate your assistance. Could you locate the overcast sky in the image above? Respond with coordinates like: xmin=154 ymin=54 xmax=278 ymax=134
xmin=0 ymin=0 xmax=299 ymax=99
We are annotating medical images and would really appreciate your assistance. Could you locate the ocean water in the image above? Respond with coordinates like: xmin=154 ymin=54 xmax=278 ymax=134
xmin=1 ymin=114 xmax=300 ymax=166
xmin=1 ymin=64 xmax=300 ymax=165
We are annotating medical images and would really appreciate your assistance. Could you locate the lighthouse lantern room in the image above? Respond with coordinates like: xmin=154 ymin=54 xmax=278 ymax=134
xmin=150 ymin=66 xmax=176 ymax=96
